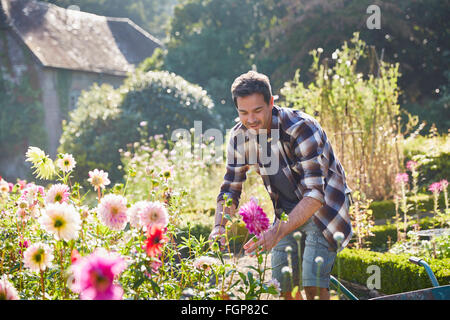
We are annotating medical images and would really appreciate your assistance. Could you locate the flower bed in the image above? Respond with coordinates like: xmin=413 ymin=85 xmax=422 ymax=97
xmin=0 ymin=147 xmax=280 ymax=300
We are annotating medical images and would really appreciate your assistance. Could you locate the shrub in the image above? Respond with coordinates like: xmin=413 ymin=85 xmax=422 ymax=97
xmin=280 ymin=33 xmax=414 ymax=200
xmin=59 ymin=71 xmax=220 ymax=185
xmin=332 ymin=248 xmax=450 ymax=295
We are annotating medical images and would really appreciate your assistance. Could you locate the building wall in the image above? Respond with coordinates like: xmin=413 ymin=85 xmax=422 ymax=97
xmin=38 ymin=67 xmax=126 ymax=158
xmin=0 ymin=28 xmax=127 ymax=181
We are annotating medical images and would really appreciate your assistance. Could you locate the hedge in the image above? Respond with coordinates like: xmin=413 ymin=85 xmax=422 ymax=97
xmin=332 ymin=248 xmax=450 ymax=295
xmin=370 ymin=193 xmax=446 ymax=220
xmin=362 ymin=216 xmax=441 ymax=251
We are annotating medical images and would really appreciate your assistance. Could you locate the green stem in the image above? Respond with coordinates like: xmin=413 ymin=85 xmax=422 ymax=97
xmin=40 ymin=270 xmax=45 ymax=300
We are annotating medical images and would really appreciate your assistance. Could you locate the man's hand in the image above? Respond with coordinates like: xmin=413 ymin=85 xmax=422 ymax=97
xmin=243 ymin=224 xmax=282 ymax=255
xmin=208 ymin=225 xmax=227 ymax=247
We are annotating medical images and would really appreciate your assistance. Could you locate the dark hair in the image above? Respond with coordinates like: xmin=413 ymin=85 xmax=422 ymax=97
xmin=231 ymin=70 xmax=272 ymax=108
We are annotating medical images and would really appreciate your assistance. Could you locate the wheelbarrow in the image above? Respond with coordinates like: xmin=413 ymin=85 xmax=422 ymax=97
xmin=329 ymin=256 xmax=450 ymax=300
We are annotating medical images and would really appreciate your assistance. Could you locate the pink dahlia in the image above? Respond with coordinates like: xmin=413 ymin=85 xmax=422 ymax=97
xmin=87 ymin=169 xmax=111 ymax=191
xmin=428 ymin=182 xmax=442 ymax=194
xmin=406 ymin=160 xmax=418 ymax=171
xmin=193 ymin=256 xmax=219 ymax=273
xmin=39 ymin=202 xmax=81 ymax=241
xmin=127 ymin=201 xmax=145 ymax=228
xmin=56 ymin=153 xmax=76 ymax=173
xmin=17 ymin=179 xmax=27 ymax=190
xmin=139 ymin=201 xmax=168 ymax=230
xmin=97 ymin=194 xmax=128 ymax=231
xmin=0 ymin=274 xmax=19 ymax=300
xmin=238 ymin=198 xmax=270 ymax=239
xmin=23 ymin=242 xmax=54 ymax=272
xmin=45 ymin=183 xmax=70 ymax=204
xmin=395 ymin=173 xmax=409 ymax=184
xmin=0 ymin=179 xmax=9 ymax=194
xmin=70 ymin=248 xmax=126 ymax=300
xmin=20 ymin=183 xmax=45 ymax=207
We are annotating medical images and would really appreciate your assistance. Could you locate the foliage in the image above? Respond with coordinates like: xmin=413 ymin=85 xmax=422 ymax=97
xmin=59 ymin=70 xmax=219 ymax=186
xmin=0 ymin=32 xmax=47 ymax=173
xmin=404 ymin=70 xmax=450 ymax=133
xmin=280 ymin=33 xmax=413 ymax=200
xmin=0 ymin=147 xmax=281 ymax=300
xmin=165 ymin=0 xmax=284 ymax=128
xmin=332 ymin=248 xmax=450 ymax=295
xmin=136 ymin=48 xmax=166 ymax=73
xmin=403 ymin=128 xmax=450 ymax=190
xmin=349 ymin=191 xmax=374 ymax=249
xmin=263 ymin=0 xmax=450 ymax=133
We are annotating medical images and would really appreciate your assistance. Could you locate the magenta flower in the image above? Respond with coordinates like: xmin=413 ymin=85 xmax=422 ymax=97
xmin=406 ymin=160 xmax=418 ymax=171
xmin=395 ymin=173 xmax=409 ymax=184
xmin=428 ymin=182 xmax=442 ymax=194
xmin=70 ymin=249 xmax=127 ymax=300
xmin=238 ymin=198 xmax=270 ymax=239
xmin=45 ymin=183 xmax=70 ymax=204
xmin=19 ymin=239 xmax=30 ymax=257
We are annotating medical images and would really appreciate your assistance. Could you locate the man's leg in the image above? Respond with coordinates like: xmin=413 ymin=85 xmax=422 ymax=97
xmin=301 ymin=221 xmax=337 ymax=300
xmin=304 ymin=286 xmax=330 ymax=300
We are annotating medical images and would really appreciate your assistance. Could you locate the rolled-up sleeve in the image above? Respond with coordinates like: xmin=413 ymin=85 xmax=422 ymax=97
xmin=217 ymin=131 xmax=249 ymax=207
xmin=291 ymin=120 xmax=326 ymax=205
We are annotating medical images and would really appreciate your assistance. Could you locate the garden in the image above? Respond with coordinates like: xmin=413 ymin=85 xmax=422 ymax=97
xmin=0 ymin=1 xmax=449 ymax=301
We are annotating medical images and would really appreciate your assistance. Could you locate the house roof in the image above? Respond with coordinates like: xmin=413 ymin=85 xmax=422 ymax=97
xmin=1 ymin=0 xmax=163 ymax=76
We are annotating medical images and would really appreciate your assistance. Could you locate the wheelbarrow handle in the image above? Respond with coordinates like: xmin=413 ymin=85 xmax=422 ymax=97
xmin=409 ymin=257 xmax=440 ymax=287
xmin=330 ymin=275 xmax=359 ymax=300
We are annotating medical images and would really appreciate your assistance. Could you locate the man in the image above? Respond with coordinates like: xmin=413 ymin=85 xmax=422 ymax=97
xmin=209 ymin=70 xmax=353 ymax=300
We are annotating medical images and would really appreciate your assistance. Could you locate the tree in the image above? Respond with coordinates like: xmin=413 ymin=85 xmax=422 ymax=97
xmin=164 ymin=0 xmax=284 ymax=129
xmin=263 ymin=0 xmax=450 ymax=132
xmin=59 ymin=70 xmax=219 ymax=185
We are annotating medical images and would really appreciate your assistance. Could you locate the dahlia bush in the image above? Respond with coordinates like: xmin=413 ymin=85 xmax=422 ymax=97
xmin=0 ymin=146 xmax=280 ymax=300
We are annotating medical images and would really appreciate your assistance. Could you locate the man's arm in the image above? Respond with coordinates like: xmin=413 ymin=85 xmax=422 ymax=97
xmin=209 ymin=200 xmax=237 ymax=246
xmin=210 ymin=129 xmax=248 ymax=244
xmin=214 ymin=200 xmax=237 ymax=228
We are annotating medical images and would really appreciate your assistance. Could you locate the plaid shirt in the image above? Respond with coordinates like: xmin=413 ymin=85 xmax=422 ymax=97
xmin=217 ymin=105 xmax=353 ymax=250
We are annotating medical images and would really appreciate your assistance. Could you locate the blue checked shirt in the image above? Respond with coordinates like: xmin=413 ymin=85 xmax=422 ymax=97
xmin=217 ymin=105 xmax=353 ymax=250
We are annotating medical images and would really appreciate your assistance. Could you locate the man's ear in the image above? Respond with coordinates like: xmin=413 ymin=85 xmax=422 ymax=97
xmin=269 ymin=96 xmax=274 ymax=108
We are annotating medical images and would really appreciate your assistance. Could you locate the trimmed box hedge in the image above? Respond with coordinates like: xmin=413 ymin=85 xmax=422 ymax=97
xmin=331 ymin=248 xmax=450 ymax=296
xmin=364 ymin=216 xmax=441 ymax=251
xmin=370 ymin=193 xmax=445 ymax=220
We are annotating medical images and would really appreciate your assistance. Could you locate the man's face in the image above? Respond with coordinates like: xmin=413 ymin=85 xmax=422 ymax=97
xmin=236 ymin=93 xmax=274 ymax=134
